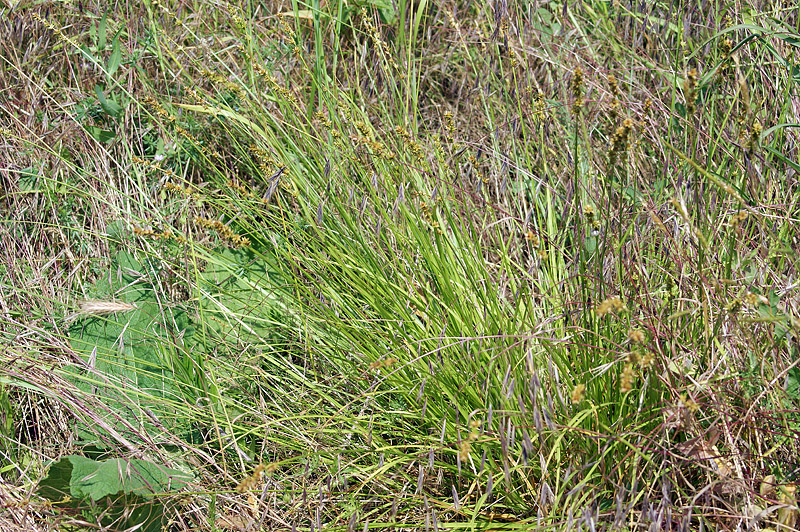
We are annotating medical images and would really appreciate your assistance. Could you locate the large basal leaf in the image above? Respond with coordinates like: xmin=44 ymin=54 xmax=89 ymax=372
xmin=38 ymin=455 xmax=193 ymax=532
xmin=39 ymin=455 xmax=192 ymax=501
xmin=67 ymin=246 xmax=299 ymax=449
xmin=68 ymin=250 xmax=200 ymax=442
xmin=197 ymin=247 xmax=288 ymax=346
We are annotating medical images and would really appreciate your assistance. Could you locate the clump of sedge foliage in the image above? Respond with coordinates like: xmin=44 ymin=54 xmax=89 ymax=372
xmin=1 ymin=0 xmax=799 ymax=531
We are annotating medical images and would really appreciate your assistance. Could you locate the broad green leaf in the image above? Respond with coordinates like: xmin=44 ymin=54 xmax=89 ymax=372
xmin=66 ymin=456 xmax=192 ymax=500
xmin=98 ymin=11 xmax=108 ymax=51
xmin=86 ymin=126 xmax=116 ymax=143
xmin=16 ymin=167 xmax=40 ymax=192
xmin=787 ymin=367 xmax=800 ymax=402
xmin=621 ymin=186 xmax=644 ymax=205
xmin=369 ymin=0 xmax=396 ymax=24
xmin=584 ymin=236 xmax=597 ymax=254
xmin=108 ymin=33 xmax=122 ymax=77
xmin=95 ymin=85 xmax=123 ymax=119
xmin=198 ymin=247 xmax=287 ymax=346
xmin=38 ymin=455 xmax=193 ymax=532
xmin=68 ymin=250 xmax=202 ymax=442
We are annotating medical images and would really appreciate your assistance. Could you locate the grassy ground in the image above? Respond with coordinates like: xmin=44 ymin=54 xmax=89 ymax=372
xmin=1 ymin=0 xmax=800 ymax=530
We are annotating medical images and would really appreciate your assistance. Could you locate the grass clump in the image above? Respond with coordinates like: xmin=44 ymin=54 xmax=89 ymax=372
xmin=1 ymin=0 xmax=800 ymax=531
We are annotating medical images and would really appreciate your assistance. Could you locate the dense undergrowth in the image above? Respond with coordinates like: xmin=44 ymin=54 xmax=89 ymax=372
xmin=1 ymin=0 xmax=800 ymax=530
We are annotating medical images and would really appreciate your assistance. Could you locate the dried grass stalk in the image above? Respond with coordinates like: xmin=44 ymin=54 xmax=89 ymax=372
xmin=65 ymin=300 xmax=138 ymax=322
xmin=78 ymin=300 xmax=138 ymax=315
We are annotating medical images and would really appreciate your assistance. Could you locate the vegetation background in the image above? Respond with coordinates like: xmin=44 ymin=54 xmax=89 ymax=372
xmin=1 ymin=0 xmax=799 ymax=530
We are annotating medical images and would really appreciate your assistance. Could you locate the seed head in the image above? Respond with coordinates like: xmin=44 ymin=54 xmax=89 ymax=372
xmin=619 ymin=364 xmax=636 ymax=393
xmin=595 ymin=296 xmax=627 ymax=317
xmin=570 ymin=68 xmax=585 ymax=114
xmin=683 ymin=68 xmax=698 ymax=117
xmin=627 ymin=329 xmax=646 ymax=344
xmin=78 ymin=300 xmax=137 ymax=315
xmin=570 ymin=383 xmax=586 ymax=404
